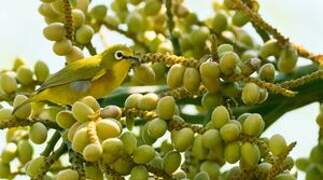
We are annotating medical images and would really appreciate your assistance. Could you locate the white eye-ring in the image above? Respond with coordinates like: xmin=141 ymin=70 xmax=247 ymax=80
xmin=114 ymin=50 xmax=124 ymax=60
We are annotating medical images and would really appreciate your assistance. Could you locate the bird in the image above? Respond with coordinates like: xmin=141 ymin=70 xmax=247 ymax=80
xmin=13 ymin=44 xmax=139 ymax=114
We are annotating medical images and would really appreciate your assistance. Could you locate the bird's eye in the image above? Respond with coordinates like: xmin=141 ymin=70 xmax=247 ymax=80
xmin=114 ymin=50 xmax=124 ymax=60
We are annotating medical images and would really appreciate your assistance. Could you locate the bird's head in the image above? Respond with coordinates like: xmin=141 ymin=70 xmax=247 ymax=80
xmin=100 ymin=44 xmax=139 ymax=69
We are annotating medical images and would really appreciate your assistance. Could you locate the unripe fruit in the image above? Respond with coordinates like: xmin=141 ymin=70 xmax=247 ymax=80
xmin=83 ymin=143 xmax=103 ymax=162
xmin=200 ymin=161 xmax=220 ymax=179
xmin=194 ymin=171 xmax=210 ymax=180
xmin=157 ymin=96 xmax=176 ymax=120
xmin=53 ymin=39 xmax=73 ymax=56
xmin=240 ymin=142 xmax=260 ymax=169
xmin=51 ymin=0 xmax=65 ymax=14
xmin=76 ymin=0 xmax=90 ymax=12
xmin=67 ymin=122 xmax=81 ymax=141
xmin=192 ymin=134 xmax=208 ymax=160
xmin=278 ymin=46 xmax=298 ymax=73
xmin=102 ymin=138 xmax=124 ymax=163
xmin=72 ymin=9 xmax=85 ymax=28
xmin=295 ymin=158 xmax=310 ymax=171
xmin=138 ymin=93 xmax=159 ymax=111
xmin=85 ymin=164 xmax=103 ymax=180
xmin=72 ymin=101 xmax=94 ymax=122
xmin=202 ymin=129 xmax=222 ymax=149
xmin=72 ymin=127 xmax=90 ymax=153
xmin=219 ymin=52 xmax=239 ymax=75
xmin=43 ymin=23 xmax=65 ymax=41
xmin=269 ymin=134 xmax=287 ymax=156
xmin=306 ymin=164 xmax=323 ymax=180
xmin=66 ymin=46 xmax=84 ymax=62
xmin=0 ymin=73 xmax=17 ymax=94
xmin=96 ymin=118 xmax=121 ymax=140
xmin=0 ymin=108 xmax=13 ymax=122
xmin=259 ymin=40 xmax=281 ymax=59
xmin=125 ymin=93 xmax=143 ymax=109
xmin=151 ymin=63 xmax=166 ymax=80
xmin=133 ymin=145 xmax=155 ymax=164
xmin=38 ymin=3 xmax=59 ymax=18
xmin=190 ymin=27 xmax=210 ymax=45
xmin=183 ymin=67 xmax=201 ymax=93
xmin=120 ymin=132 xmax=137 ymax=155
xmin=100 ymin=105 xmax=122 ymax=119
xmin=167 ymin=64 xmax=186 ymax=89
xmin=220 ymin=123 xmax=241 ymax=142
xmin=17 ymin=140 xmax=33 ymax=164
xmin=309 ymin=145 xmax=323 ymax=164
xmin=56 ymin=110 xmax=77 ymax=129
xmin=242 ymin=113 xmax=264 ymax=137
xmin=29 ymin=122 xmax=48 ymax=144
xmin=126 ymin=12 xmax=145 ymax=33
xmin=34 ymin=60 xmax=49 ymax=82
xmin=147 ymin=118 xmax=167 ymax=139
xmin=90 ymin=5 xmax=107 ymax=21
xmin=201 ymin=92 xmax=223 ymax=110
xmin=56 ymin=169 xmax=79 ymax=180
xmin=26 ymin=156 xmax=46 ymax=177
xmin=141 ymin=124 xmax=156 ymax=145
xmin=232 ymin=11 xmax=249 ymax=27
xmin=134 ymin=64 xmax=156 ymax=84
xmin=144 ymin=0 xmax=162 ymax=16
xmin=163 ymin=151 xmax=181 ymax=174
xmin=217 ymin=44 xmax=234 ymax=57
xmin=211 ymin=105 xmax=230 ymax=129
xmin=1 ymin=142 xmax=17 ymax=163
xmin=224 ymin=141 xmax=241 ymax=164
xmin=75 ymin=25 xmax=94 ymax=44
xmin=212 ymin=12 xmax=227 ymax=33
xmin=274 ymin=173 xmax=296 ymax=180
xmin=130 ymin=166 xmax=148 ymax=180
xmin=129 ymin=0 xmax=142 ymax=5
xmin=199 ymin=61 xmax=221 ymax=93
xmin=16 ymin=66 xmax=33 ymax=85
xmin=13 ymin=95 xmax=31 ymax=119
xmin=259 ymin=63 xmax=275 ymax=82
xmin=81 ymin=96 xmax=100 ymax=112
xmin=12 ymin=57 xmax=25 ymax=71
xmin=171 ymin=128 xmax=194 ymax=152
xmin=241 ymin=82 xmax=261 ymax=105
xmin=0 ymin=161 xmax=10 ymax=178
xmin=113 ymin=158 xmax=132 ymax=175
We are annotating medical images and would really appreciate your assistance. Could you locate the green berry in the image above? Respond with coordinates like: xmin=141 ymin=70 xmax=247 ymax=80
xmin=274 ymin=173 xmax=296 ymax=180
xmin=75 ymin=25 xmax=94 ymax=44
xmin=76 ymin=0 xmax=90 ymax=12
xmin=242 ymin=113 xmax=265 ymax=137
xmin=72 ymin=127 xmax=90 ymax=153
xmin=0 ymin=108 xmax=13 ymax=122
xmin=102 ymin=138 xmax=124 ymax=163
xmin=125 ymin=93 xmax=143 ymax=109
xmin=201 ymin=92 xmax=224 ymax=110
xmin=219 ymin=52 xmax=239 ymax=76
xmin=130 ymin=166 xmax=148 ymax=180
xmin=217 ymin=44 xmax=234 ymax=57
xmin=211 ymin=105 xmax=230 ymax=129
xmin=51 ymin=0 xmax=65 ymax=14
xmin=43 ymin=22 xmax=65 ymax=41
xmin=17 ymin=140 xmax=33 ymax=164
xmin=306 ymin=164 xmax=323 ymax=180
xmin=85 ymin=164 xmax=103 ymax=180
xmin=53 ymin=39 xmax=73 ymax=56
xmin=65 ymin=46 xmax=84 ymax=62
xmin=56 ymin=169 xmax=79 ymax=180
xmin=13 ymin=95 xmax=31 ymax=119
xmin=194 ymin=171 xmax=210 ymax=180
xmin=259 ymin=40 xmax=281 ymax=59
xmin=163 ymin=151 xmax=181 ymax=174
xmin=1 ymin=142 xmax=17 ymax=163
xmin=83 ymin=143 xmax=103 ymax=162
xmin=126 ymin=12 xmax=145 ymax=33
xmin=202 ymin=129 xmax=222 ymax=149
xmin=144 ymin=0 xmax=162 ymax=16
xmin=29 ymin=122 xmax=48 ymax=144
xmin=212 ymin=12 xmax=227 ymax=33
xmin=269 ymin=134 xmax=288 ymax=156
xmin=112 ymin=157 xmax=132 ymax=175
xmin=190 ymin=27 xmax=210 ymax=45
xmin=259 ymin=63 xmax=275 ymax=82
xmin=240 ymin=142 xmax=260 ymax=169
xmin=72 ymin=101 xmax=94 ymax=122
xmin=241 ymin=82 xmax=261 ymax=105
xmin=157 ymin=96 xmax=176 ymax=120
xmin=295 ymin=158 xmax=310 ymax=171
xmin=72 ymin=9 xmax=85 ymax=28
xmin=134 ymin=64 xmax=156 ymax=85
xmin=0 ymin=161 xmax=10 ymax=178
xmin=133 ymin=145 xmax=155 ymax=164
xmin=278 ymin=46 xmax=298 ymax=73
xmin=147 ymin=118 xmax=167 ymax=139
xmin=220 ymin=123 xmax=241 ymax=142
xmin=34 ymin=60 xmax=49 ymax=82
xmin=232 ymin=11 xmax=249 ymax=27
xmin=38 ymin=3 xmax=59 ymax=18
xmin=16 ymin=66 xmax=33 ymax=85
xmin=192 ymin=134 xmax=208 ymax=160
xmin=310 ymin=145 xmax=323 ymax=164
xmin=26 ymin=156 xmax=46 ymax=177
xmin=200 ymin=161 xmax=220 ymax=179
xmin=167 ymin=64 xmax=186 ymax=89
xmin=96 ymin=118 xmax=121 ymax=141
xmin=183 ymin=67 xmax=201 ymax=93
xmin=171 ymin=127 xmax=194 ymax=152
xmin=90 ymin=5 xmax=107 ymax=21
xmin=56 ymin=110 xmax=77 ymax=129
xmin=120 ymin=132 xmax=137 ymax=155
xmin=316 ymin=112 xmax=323 ymax=128
xmin=224 ymin=141 xmax=241 ymax=164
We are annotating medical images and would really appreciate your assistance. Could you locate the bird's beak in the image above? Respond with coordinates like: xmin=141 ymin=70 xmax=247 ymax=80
xmin=125 ymin=55 xmax=140 ymax=65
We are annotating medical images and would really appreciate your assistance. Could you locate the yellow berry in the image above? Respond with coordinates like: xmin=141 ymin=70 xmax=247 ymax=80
xmin=167 ymin=64 xmax=186 ymax=89
xmin=56 ymin=169 xmax=79 ymax=180
xmin=53 ymin=39 xmax=73 ymax=56
xmin=65 ymin=46 xmax=84 ymax=62
xmin=81 ymin=96 xmax=100 ymax=112
xmin=72 ymin=9 xmax=85 ymax=28
xmin=1 ymin=142 xmax=17 ymax=163
xmin=0 ymin=161 xmax=10 ymax=178
xmin=43 ymin=22 xmax=66 ymax=41
xmin=0 ymin=108 xmax=13 ymax=122
xmin=211 ymin=105 xmax=230 ymax=129
xmin=183 ymin=67 xmax=201 ymax=93
xmin=34 ymin=60 xmax=50 ymax=82
xmin=13 ymin=95 xmax=31 ymax=119
xmin=29 ymin=122 xmax=48 ymax=144
xmin=242 ymin=113 xmax=264 ymax=137
xmin=56 ymin=110 xmax=77 ymax=129
xmin=72 ymin=127 xmax=90 ymax=153
xmin=259 ymin=63 xmax=275 ymax=82
xmin=126 ymin=12 xmax=145 ymax=33
xmin=240 ymin=142 xmax=260 ymax=169
xmin=219 ymin=52 xmax=239 ymax=76
xmin=241 ymin=82 xmax=261 ymax=105
xmin=224 ymin=141 xmax=240 ymax=164
xmin=16 ymin=66 xmax=33 ymax=85
xmin=83 ymin=143 xmax=103 ymax=162
xmin=75 ymin=25 xmax=94 ymax=44
xmin=102 ymin=138 xmax=124 ymax=163
xmin=269 ymin=134 xmax=287 ymax=156
xmin=278 ymin=46 xmax=298 ymax=74
xmin=144 ymin=0 xmax=162 ymax=16
xmin=259 ymin=40 xmax=281 ymax=59
xmin=125 ymin=93 xmax=143 ymax=109
xmin=157 ymin=96 xmax=176 ymax=120
xmin=72 ymin=101 xmax=95 ymax=122
xmin=100 ymin=105 xmax=122 ymax=120
xmin=96 ymin=118 xmax=121 ymax=141
xmin=0 ymin=73 xmax=17 ymax=94
xmin=38 ymin=3 xmax=59 ymax=18
xmin=133 ymin=64 xmax=156 ymax=85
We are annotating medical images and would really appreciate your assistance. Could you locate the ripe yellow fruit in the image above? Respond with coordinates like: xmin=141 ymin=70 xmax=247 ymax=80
xmin=72 ymin=101 xmax=95 ymax=122
xmin=125 ymin=93 xmax=143 ymax=109
xmin=0 ymin=73 xmax=17 ymax=94
xmin=75 ymin=25 xmax=94 ymax=44
xmin=183 ymin=67 xmax=201 ymax=93
xmin=83 ymin=143 xmax=103 ymax=162
xmin=56 ymin=169 xmax=79 ymax=180
xmin=56 ymin=110 xmax=77 ymax=129
xmin=72 ymin=127 xmax=90 ymax=153
xmin=16 ymin=66 xmax=33 ymax=85
xmin=43 ymin=23 xmax=66 ymax=41
xmin=167 ymin=64 xmax=186 ymax=89
xmin=81 ymin=96 xmax=100 ymax=112
xmin=29 ymin=122 xmax=48 ymax=144
xmin=96 ymin=118 xmax=121 ymax=140
xmin=157 ymin=96 xmax=176 ymax=120
xmin=133 ymin=64 xmax=156 ymax=84
xmin=53 ymin=39 xmax=73 ymax=56
xmin=211 ymin=106 xmax=230 ymax=129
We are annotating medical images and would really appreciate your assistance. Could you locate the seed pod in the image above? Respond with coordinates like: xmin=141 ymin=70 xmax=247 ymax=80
xmin=278 ymin=46 xmax=298 ymax=73
xmin=212 ymin=12 xmax=227 ymax=33
xmin=202 ymin=129 xmax=222 ymax=149
xmin=190 ymin=27 xmax=210 ymax=45
xmin=133 ymin=145 xmax=155 ymax=164
xmin=0 ymin=161 xmax=10 ymax=178
xmin=259 ymin=63 xmax=275 ymax=82
xmin=57 ymin=169 xmax=79 ymax=180
xmin=72 ymin=9 xmax=85 ymax=28
xmin=81 ymin=96 xmax=100 ymax=112
xmin=26 ymin=156 xmax=46 ymax=177
xmin=259 ymin=40 xmax=281 ymax=59
xmin=125 ymin=93 xmax=143 ymax=109
xmin=224 ymin=141 xmax=241 ymax=164
xmin=211 ymin=105 xmax=230 ymax=129
xmin=219 ymin=52 xmax=239 ymax=76
xmin=220 ymin=123 xmax=241 ymax=142
xmin=147 ymin=118 xmax=167 ymax=139
xmin=13 ymin=95 xmax=31 ymax=119
xmin=217 ymin=44 xmax=234 ymax=57
xmin=75 ymin=25 xmax=94 ymax=44
xmin=112 ymin=157 xmax=132 ymax=175
xmin=183 ymin=67 xmax=201 ymax=93
xmin=0 ymin=73 xmax=17 ymax=94
xmin=241 ymin=82 xmax=261 ymax=105
xmin=17 ymin=140 xmax=33 ymax=164
xmin=1 ymin=143 xmax=17 ymax=163
xmin=200 ymin=161 xmax=220 ymax=179
xmin=38 ymin=3 xmax=59 ymax=18
xmin=66 ymin=46 xmax=84 ymax=62
xmin=232 ymin=11 xmax=249 ymax=27
xmin=199 ymin=62 xmax=221 ymax=93
xmin=130 ymin=166 xmax=148 ymax=180
xmin=56 ymin=110 xmax=76 ymax=129
xmin=100 ymin=105 xmax=122 ymax=120
xmin=72 ymin=101 xmax=94 ymax=122
xmin=0 ymin=108 xmax=13 ymax=122
xmin=194 ymin=171 xmax=210 ymax=180
xmin=201 ymin=92 xmax=224 ymax=110
xmin=157 ymin=96 xmax=176 ymax=120
xmin=120 ymin=132 xmax=137 ymax=155
xmin=29 ymin=122 xmax=48 ymax=144
xmin=90 ymin=5 xmax=107 ymax=21
xmin=102 ymin=138 xmax=124 ymax=163
xmin=34 ymin=60 xmax=49 ymax=82
xmin=163 ymin=151 xmax=181 ymax=174
xmin=138 ymin=93 xmax=159 ymax=110
xmin=83 ymin=143 xmax=103 ymax=162
xmin=43 ymin=22 xmax=65 ymax=41
xmin=133 ymin=64 xmax=156 ymax=85
xmin=167 ymin=64 xmax=186 ymax=89
xmin=242 ymin=113 xmax=265 ymax=137
xmin=16 ymin=66 xmax=33 ymax=85
xmin=192 ymin=134 xmax=208 ymax=160
xmin=126 ymin=12 xmax=145 ymax=33
xmin=171 ymin=128 xmax=194 ymax=152
xmin=269 ymin=134 xmax=288 ymax=156
xmin=53 ymin=39 xmax=73 ymax=56
xmin=96 ymin=118 xmax=121 ymax=141
xmin=72 ymin=127 xmax=90 ymax=153
xmin=240 ymin=142 xmax=260 ymax=169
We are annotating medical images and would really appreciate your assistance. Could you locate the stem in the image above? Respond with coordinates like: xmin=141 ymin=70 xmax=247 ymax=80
xmin=165 ymin=0 xmax=181 ymax=55
xmin=0 ymin=118 xmax=62 ymax=130
xmin=85 ymin=42 xmax=97 ymax=56
xmin=63 ymin=0 xmax=73 ymax=40
xmin=41 ymin=131 xmax=61 ymax=156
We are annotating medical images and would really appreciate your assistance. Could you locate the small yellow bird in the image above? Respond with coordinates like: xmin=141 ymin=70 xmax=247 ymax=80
xmin=13 ymin=44 xmax=139 ymax=113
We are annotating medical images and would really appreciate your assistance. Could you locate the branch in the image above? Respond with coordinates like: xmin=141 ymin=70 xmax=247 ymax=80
xmin=41 ymin=131 xmax=62 ymax=156
xmin=63 ymin=0 xmax=73 ymax=40
xmin=0 ymin=117 xmax=62 ymax=130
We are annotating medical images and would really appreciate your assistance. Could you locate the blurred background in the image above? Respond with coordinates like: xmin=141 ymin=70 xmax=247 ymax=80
xmin=1 ymin=0 xmax=323 ymax=179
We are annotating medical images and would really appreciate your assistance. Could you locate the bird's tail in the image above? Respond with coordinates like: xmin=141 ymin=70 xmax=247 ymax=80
xmin=12 ymin=98 xmax=33 ymax=115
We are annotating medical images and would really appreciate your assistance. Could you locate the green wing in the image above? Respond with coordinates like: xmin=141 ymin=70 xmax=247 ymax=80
xmin=37 ymin=55 xmax=105 ymax=92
